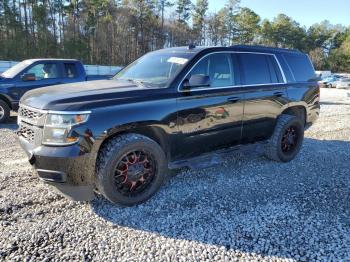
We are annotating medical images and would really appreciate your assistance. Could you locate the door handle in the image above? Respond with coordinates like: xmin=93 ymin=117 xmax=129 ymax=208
xmin=227 ymin=97 xmax=240 ymax=103
xmin=273 ymin=92 xmax=284 ymax=97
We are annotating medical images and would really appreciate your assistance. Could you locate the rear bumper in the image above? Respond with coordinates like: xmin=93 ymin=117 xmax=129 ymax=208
xmin=18 ymin=136 xmax=96 ymax=201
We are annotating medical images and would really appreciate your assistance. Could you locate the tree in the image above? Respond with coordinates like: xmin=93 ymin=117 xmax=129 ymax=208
xmin=192 ymin=0 xmax=208 ymax=45
xmin=175 ymin=0 xmax=192 ymax=24
xmin=233 ymin=7 xmax=260 ymax=44
xmin=260 ymin=14 xmax=307 ymax=51
xmin=0 ymin=0 xmax=349 ymax=73
xmin=207 ymin=9 xmax=228 ymax=46
xmin=156 ymin=0 xmax=173 ymax=30
xmin=224 ymin=0 xmax=240 ymax=45
xmin=327 ymin=34 xmax=350 ymax=72
xmin=309 ymin=47 xmax=326 ymax=70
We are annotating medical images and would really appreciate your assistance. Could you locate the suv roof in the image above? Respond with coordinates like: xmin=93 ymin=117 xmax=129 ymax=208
xmin=160 ymin=45 xmax=302 ymax=55
xmin=230 ymin=45 xmax=302 ymax=54
xmin=25 ymin=59 xmax=80 ymax=63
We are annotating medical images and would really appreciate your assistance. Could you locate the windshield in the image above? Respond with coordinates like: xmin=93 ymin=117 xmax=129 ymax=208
xmin=114 ymin=51 xmax=195 ymax=87
xmin=1 ymin=60 xmax=33 ymax=78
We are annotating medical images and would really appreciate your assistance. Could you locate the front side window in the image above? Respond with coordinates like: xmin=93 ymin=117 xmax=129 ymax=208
xmin=24 ymin=63 xmax=60 ymax=80
xmin=115 ymin=51 xmax=195 ymax=87
xmin=239 ymin=53 xmax=274 ymax=85
xmin=187 ymin=53 xmax=234 ymax=88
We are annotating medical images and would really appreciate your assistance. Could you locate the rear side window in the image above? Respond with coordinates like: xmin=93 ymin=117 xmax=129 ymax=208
xmin=64 ymin=63 xmax=78 ymax=78
xmin=283 ymin=54 xmax=315 ymax=82
xmin=239 ymin=53 xmax=280 ymax=85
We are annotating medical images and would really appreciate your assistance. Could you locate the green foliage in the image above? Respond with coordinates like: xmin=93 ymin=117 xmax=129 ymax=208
xmin=176 ymin=0 xmax=192 ymax=24
xmin=327 ymin=35 xmax=350 ymax=72
xmin=193 ymin=0 xmax=208 ymax=44
xmin=309 ymin=47 xmax=327 ymax=70
xmin=0 ymin=0 xmax=349 ymax=72
xmin=233 ymin=7 xmax=260 ymax=44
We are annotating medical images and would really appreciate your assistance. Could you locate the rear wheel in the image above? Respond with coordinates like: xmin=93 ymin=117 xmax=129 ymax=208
xmin=96 ymin=134 xmax=168 ymax=206
xmin=264 ymin=114 xmax=304 ymax=162
xmin=0 ymin=100 xmax=10 ymax=124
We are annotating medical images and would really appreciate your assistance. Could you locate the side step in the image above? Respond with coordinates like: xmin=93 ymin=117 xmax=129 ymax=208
xmin=168 ymin=143 xmax=264 ymax=170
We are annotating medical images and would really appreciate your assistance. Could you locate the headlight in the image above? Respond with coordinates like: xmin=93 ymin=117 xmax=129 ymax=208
xmin=42 ymin=113 xmax=90 ymax=145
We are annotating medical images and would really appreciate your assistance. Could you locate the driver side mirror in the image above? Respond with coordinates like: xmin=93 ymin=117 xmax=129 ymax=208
xmin=21 ymin=73 xmax=36 ymax=81
xmin=183 ymin=74 xmax=210 ymax=89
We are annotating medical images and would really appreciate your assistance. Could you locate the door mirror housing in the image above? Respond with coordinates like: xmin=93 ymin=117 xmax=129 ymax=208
xmin=21 ymin=73 xmax=36 ymax=81
xmin=183 ymin=74 xmax=210 ymax=89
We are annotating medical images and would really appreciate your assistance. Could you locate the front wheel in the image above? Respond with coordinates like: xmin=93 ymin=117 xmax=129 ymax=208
xmin=0 ymin=100 xmax=10 ymax=124
xmin=264 ymin=115 xmax=304 ymax=162
xmin=96 ymin=134 xmax=168 ymax=206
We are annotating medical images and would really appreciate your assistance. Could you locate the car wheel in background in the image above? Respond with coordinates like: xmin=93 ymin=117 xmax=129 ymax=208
xmin=0 ymin=100 xmax=10 ymax=124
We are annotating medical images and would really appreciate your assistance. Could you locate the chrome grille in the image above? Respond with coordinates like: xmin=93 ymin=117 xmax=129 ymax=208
xmin=18 ymin=105 xmax=46 ymax=126
xmin=19 ymin=107 xmax=43 ymax=120
xmin=18 ymin=124 xmax=35 ymax=143
xmin=17 ymin=105 xmax=47 ymax=145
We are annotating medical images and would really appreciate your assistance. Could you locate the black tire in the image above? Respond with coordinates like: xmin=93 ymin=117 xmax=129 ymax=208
xmin=264 ymin=114 xmax=304 ymax=162
xmin=96 ymin=133 xmax=168 ymax=206
xmin=0 ymin=100 xmax=10 ymax=124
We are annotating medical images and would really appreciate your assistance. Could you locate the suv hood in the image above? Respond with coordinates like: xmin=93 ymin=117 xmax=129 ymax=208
xmin=20 ymin=79 xmax=151 ymax=111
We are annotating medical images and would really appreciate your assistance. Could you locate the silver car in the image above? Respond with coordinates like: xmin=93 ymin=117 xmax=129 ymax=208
xmin=336 ymin=78 xmax=350 ymax=89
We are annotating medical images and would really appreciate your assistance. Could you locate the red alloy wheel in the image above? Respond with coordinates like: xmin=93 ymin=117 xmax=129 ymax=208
xmin=114 ymin=150 xmax=156 ymax=196
xmin=281 ymin=126 xmax=299 ymax=154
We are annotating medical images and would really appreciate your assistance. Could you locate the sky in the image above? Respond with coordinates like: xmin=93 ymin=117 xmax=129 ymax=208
xmin=208 ymin=0 xmax=350 ymax=28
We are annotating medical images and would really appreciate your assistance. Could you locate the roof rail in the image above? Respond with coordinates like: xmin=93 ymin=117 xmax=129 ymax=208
xmin=231 ymin=45 xmax=301 ymax=53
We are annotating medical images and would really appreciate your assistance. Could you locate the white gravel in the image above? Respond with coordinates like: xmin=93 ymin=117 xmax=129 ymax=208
xmin=0 ymin=89 xmax=349 ymax=261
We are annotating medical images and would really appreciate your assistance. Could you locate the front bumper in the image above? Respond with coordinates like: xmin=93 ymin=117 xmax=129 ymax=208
xmin=18 ymin=136 xmax=96 ymax=201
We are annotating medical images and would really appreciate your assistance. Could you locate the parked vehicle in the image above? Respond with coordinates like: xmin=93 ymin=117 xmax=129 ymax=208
xmin=0 ymin=59 xmax=113 ymax=123
xmin=315 ymin=70 xmax=331 ymax=78
xmin=336 ymin=78 xmax=350 ymax=89
xmin=318 ymin=75 xmax=342 ymax=88
xmin=17 ymin=45 xmax=320 ymax=206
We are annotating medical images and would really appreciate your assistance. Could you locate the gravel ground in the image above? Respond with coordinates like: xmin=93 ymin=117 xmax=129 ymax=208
xmin=0 ymin=88 xmax=349 ymax=261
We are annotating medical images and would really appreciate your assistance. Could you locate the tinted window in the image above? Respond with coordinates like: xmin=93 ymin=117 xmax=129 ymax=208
xmin=24 ymin=63 xmax=60 ymax=80
xmin=188 ymin=53 xmax=234 ymax=88
xmin=267 ymin=56 xmax=283 ymax=83
xmin=283 ymin=54 xmax=315 ymax=82
xmin=239 ymin=53 xmax=273 ymax=85
xmin=64 ymin=63 xmax=78 ymax=78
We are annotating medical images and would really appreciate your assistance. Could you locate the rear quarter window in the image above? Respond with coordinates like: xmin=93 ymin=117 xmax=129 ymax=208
xmin=283 ymin=54 xmax=315 ymax=82
xmin=238 ymin=53 xmax=282 ymax=85
xmin=64 ymin=63 xmax=78 ymax=78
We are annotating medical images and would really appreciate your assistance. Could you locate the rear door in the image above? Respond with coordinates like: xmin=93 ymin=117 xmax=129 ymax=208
xmin=174 ymin=52 xmax=245 ymax=159
xmin=238 ymin=52 xmax=289 ymax=143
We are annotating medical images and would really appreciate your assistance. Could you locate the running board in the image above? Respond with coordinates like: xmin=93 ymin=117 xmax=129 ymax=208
xmin=168 ymin=143 xmax=263 ymax=170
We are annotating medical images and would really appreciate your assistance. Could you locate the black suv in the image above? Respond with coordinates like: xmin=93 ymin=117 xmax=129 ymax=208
xmin=17 ymin=45 xmax=320 ymax=206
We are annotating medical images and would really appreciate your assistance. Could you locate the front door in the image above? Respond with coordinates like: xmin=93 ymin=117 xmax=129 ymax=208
xmin=14 ymin=61 xmax=63 ymax=99
xmin=174 ymin=52 xmax=244 ymax=160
